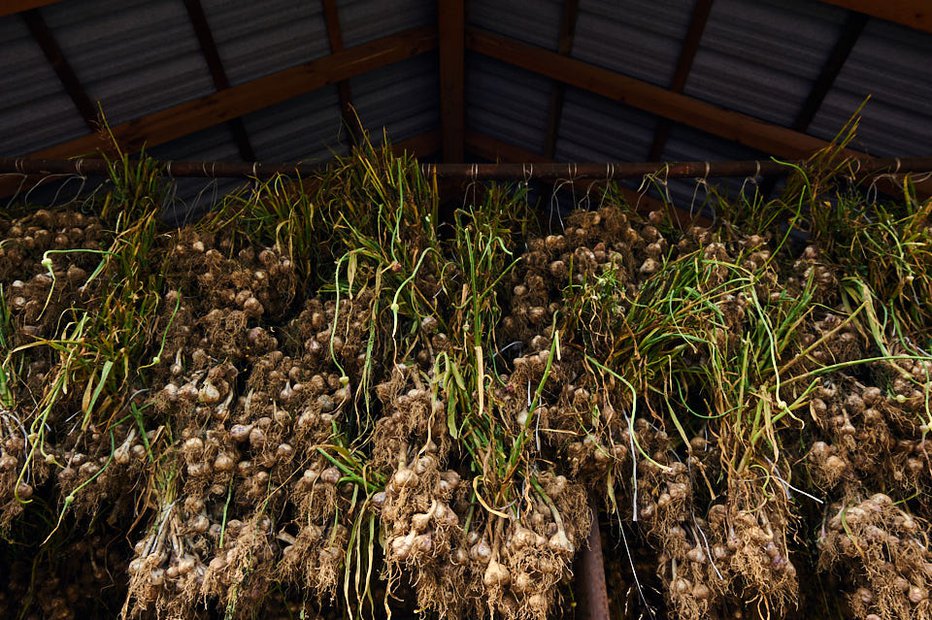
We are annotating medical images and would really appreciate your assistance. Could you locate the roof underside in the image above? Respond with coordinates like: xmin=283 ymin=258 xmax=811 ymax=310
xmin=1 ymin=0 xmax=930 ymax=210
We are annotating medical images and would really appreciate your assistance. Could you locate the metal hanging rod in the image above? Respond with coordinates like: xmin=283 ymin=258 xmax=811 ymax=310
xmin=424 ymin=157 xmax=932 ymax=181
xmin=1 ymin=156 xmax=931 ymax=181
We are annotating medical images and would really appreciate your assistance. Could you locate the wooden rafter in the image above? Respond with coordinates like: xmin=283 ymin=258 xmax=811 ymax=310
xmin=21 ymin=9 xmax=97 ymax=131
xmin=542 ymin=0 xmax=580 ymax=159
xmin=0 ymin=1 xmax=60 ymax=18
xmin=793 ymin=11 xmax=868 ymax=131
xmin=21 ymin=27 xmax=437 ymax=159
xmin=321 ymin=0 xmax=363 ymax=146
xmin=465 ymin=131 xmax=709 ymax=227
xmin=182 ymin=0 xmax=256 ymax=161
xmin=467 ymin=29 xmax=932 ymax=198
xmin=648 ymin=0 xmax=714 ymax=160
xmin=438 ymin=0 xmax=465 ymax=162
xmin=467 ymin=28 xmax=841 ymax=160
xmin=819 ymin=0 xmax=930 ymax=34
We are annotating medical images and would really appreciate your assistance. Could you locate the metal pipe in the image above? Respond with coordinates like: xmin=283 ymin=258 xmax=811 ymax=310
xmin=1 ymin=156 xmax=930 ymax=181
xmin=576 ymin=499 xmax=610 ymax=620
xmin=0 ymin=157 xmax=320 ymax=179
xmin=425 ymin=157 xmax=932 ymax=181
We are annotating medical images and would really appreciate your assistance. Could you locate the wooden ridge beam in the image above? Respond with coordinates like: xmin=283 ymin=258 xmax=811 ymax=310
xmin=542 ymin=0 xmax=580 ymax=159
xmin=648 ymin=0 xmax=714 ymax=160
xmin=467 ymin=28 xmax=840 ymax=160
xmin=819 ymin=0 xmax=931 ymax=34
xmin=21 ymin=9 xmax=97 ymax=131
xmin=182 ymin=0 xmax=256 ymax=161
xmin=321 ymin=0 xmax=363 ymax=146
xmin=438 ymin=0 xmax=465 ymax=162
xmin=21 ymin=26 xmax=436 ymax=160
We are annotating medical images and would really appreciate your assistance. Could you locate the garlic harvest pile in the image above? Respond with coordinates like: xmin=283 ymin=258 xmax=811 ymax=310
xmin=1 ymin=144 xmax=931 ymax=619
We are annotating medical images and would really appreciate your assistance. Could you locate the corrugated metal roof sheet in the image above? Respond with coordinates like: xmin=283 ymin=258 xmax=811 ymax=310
xmin=571 ymin=0 xmax=694 ymax=87
xmin=0 ymin=16 xmax=88 ymax=156
xmin=2 ymin=0 xmax=931 ymax=210
xmin=554 ymin=87 xmax=659 ymax=162
xmin=42 ymin=0 xmax=215 ymax=127
xmin=352 ymin=54 xmax=440 ymax=144
xmin=685 ymin=0 xmax=846 ymax=127
xmin=340 ymin=0 xmax=435 ymax=47
xmin=148 ymin=123 xmax=240 ymax=162
xmin=241 ymin=87 xmax=345 ymax=162
xmin=468 ymin=0 xmax=563 ymax=51
xmin=199 ymin=0 xmax=330 ymax=86
xmin=466 ymin=54 xmax=552 ymax=154
xmin=809 ymin=19 xmax=932 ymax=157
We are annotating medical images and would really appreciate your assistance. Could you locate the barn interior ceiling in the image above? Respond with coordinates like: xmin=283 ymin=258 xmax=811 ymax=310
xmin=1 ymin=0 xmax=930 ymax=207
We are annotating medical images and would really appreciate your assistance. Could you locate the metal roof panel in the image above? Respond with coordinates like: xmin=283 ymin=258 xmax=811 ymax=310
xmin=42 ymin=0 xmax=216 ymax=126
xmin=685 ymin=0 xmax=846 ymax=127
xmin=199 ymin=0 xmax=330 ymax=85
xmin=0 ymin=16 xmax=90 ymax=156
xmin=571 ymin=0 xmax=694 ymax=87
xmin=809 ymin=19 xmax=932 ymax=157
xmin=466 ymin=54 xmax=552 ymax=154
xmin=468 ymin=0 xmax=563 ymax=50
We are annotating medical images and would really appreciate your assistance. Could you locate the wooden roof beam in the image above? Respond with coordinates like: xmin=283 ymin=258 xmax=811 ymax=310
xmin=21 ymin=8 xmax=97 ymax=132
xmin=467 ymin=29 xmax=932 ymax=198
xmin=321 ymin=0 xmax=363 ymax=146
xmin=819 ymin=0 xmax=930 ymax=34
xmin=438 ymin=0 xmax=465 ymax=162
xmin=467 ymin=28 xmax=841 ymax=160
xmin=648 ymin=0 xmax=714 ymax=160
xmin=0 ymin=27 xmax=436 ymax=198
xmin=182 ymin=0 xmax=256 ymax=161
xmin=542 ymin=0 xmax=580 ymax=159
xmin=21 ymin=26 xmax=437 ymax=159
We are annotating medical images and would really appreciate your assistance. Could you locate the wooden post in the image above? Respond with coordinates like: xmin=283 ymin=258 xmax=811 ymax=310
xmin=439 ymin=0 xmax=465 ymax=162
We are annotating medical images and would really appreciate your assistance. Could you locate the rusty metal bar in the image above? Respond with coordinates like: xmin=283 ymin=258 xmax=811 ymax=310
xmin=426 ymin=158 xmax=932 ymax=181
xmin=576 ymin=499 xmax=610 ymax=620
xmin=1 ymin=156 xmax=930 ymax=181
